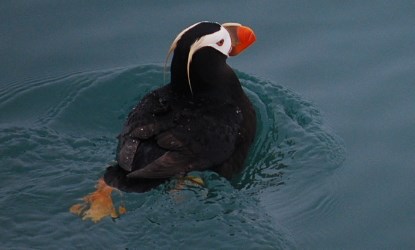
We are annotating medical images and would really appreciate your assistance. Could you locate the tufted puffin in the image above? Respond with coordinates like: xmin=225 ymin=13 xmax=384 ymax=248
xmin=71 ymin=21 xmax=256 ymax=222
xmin=103 ymin=21 xmax=257 ymax=192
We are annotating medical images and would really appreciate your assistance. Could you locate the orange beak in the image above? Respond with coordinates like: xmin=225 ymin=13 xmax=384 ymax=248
xmin=223 ymin=23 xmax=256 ymax=56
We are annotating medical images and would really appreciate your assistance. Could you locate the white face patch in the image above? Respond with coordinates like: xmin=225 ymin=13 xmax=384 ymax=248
xmin=186 ymin=26 xmax=232 ymax=94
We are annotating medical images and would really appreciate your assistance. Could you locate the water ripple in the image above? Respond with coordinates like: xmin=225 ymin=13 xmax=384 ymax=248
xmin=0 ymin=65 xmax=345 ymax=249
xmin=237 ymin=71 xmax=345 ymax=190
xmin=234 ymin=71 xmax=345 ymax=247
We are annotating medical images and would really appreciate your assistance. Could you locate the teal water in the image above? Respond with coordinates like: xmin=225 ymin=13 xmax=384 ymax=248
xmin=0 ymin=66 xmax=341 ymax=248
xmin=1 ymin=1 xmax=414 ymax=249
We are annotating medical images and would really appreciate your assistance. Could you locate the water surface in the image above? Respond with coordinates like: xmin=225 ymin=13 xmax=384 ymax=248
xmin=1 ymin=1 xmax=414 ymax=249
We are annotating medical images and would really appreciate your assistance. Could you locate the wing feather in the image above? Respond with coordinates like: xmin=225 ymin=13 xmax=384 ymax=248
xmin=117 ymin=85 xmax=243 ymax=178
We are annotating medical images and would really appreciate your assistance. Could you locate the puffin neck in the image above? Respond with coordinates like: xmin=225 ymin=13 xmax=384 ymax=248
xmin=170 ymin=47 xmax=242 ymax=100
xmin=170 ymin=46 xmax=192 ymax=96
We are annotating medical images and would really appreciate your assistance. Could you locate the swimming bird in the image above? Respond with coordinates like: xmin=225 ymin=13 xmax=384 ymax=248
xmin=104 ymin=21 xmax=257 ymax=192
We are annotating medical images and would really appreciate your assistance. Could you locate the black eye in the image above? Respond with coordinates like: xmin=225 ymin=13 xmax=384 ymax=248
xmin=216 ymin=39 xmax=224 ymax=46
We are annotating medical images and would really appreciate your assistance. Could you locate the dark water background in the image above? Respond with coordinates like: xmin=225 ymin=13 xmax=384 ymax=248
xmin=1 ymin=1 xmax=414 ymax=249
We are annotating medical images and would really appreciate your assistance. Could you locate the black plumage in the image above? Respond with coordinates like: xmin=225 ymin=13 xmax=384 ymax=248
xmin=104 ymin=22 xmax=256 ymax=192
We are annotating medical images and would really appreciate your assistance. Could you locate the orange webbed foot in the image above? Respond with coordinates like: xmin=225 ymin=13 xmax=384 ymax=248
xmin=169 ymin=175 xmax=205 ymax=202
xmin=70 ymin=178 xmax=126 ymax=223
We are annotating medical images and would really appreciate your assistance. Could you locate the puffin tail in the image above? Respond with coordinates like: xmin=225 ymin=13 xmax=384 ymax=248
xmin=103 ymin=161 xmax=167 ymax=193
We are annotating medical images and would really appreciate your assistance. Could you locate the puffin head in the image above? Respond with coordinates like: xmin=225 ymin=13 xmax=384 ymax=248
xmin=165 ymin=21 xmax=256 ymax=95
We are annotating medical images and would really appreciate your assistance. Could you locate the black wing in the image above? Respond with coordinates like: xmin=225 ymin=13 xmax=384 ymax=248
xmin=117 ymin=85 xmax=243 ymax=179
